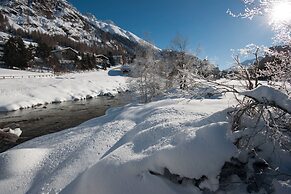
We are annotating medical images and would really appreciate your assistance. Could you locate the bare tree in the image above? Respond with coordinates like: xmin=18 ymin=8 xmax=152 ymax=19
xmin=129 ymin=35 xmax=219 ymax=102
xmin=224 ymin=3 xmax=291 ymax=193
xmin=168 ymin=34 xmax=201 ymax=90
xmin=129 ymin=48 xmax=164 ymax=103
xmin=231 ymin=44 xmax=267 ymax=90
xmin=228 ymin=0 xmax=291 ymax=91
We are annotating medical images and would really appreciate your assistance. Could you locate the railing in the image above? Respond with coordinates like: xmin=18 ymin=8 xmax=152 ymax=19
xmin=0 ymin=74 xmax=55 ymax=79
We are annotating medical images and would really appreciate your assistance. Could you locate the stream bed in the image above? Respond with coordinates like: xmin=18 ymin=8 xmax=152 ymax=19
xmin=0 ymin=93 xmax=131 ymax=152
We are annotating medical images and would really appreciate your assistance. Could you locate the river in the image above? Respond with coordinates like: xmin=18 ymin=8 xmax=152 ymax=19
xmin=0 ymin=93 xmax=131 ymax=152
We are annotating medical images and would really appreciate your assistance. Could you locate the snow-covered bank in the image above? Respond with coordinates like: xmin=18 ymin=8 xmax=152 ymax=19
xmin=0 ymin=68 xmax=53 ymax=77
xmin=0 ymin=94 xmax=238 ymax=194
xmin=0 ymin=68 xmax=127 ymax=112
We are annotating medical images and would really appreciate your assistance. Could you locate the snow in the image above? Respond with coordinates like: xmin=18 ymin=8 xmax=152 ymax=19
xmin=95 ymin=20 xmax=143 ymax=43
xmin=0 ymin=127 xmax=22 ymax=142
xmin=0 ymin=0 xmax=158 ymax=50
xmin=241 ymin=85 xmax=291 ymax=113
xmin=273 ymin=180 xmax=291 ymax=194
xmin=85 ymin=14 xmax=160 ymax=50
xmin=5 ymin=128 xmax=22 ymax=137
xmin=0 ymin=148 xmax=48 ymax=176
xmin=0 ymin=31 xmax=10 ymax=41
xmin=84 ymin=13 xmax=142 ymax=44
xmin=0 ymin=75 xmax=290 ymax=194
xmin=0 ymin=67 xmax=127 ymax=111
xmin=0 ymin=68 xmax=53 ymax=77
xmin=0 ymin=93 xmax=238 ymax=194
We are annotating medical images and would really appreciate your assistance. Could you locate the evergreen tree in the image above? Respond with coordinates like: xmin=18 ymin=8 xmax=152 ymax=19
xmin=0 ymin=13 xmax=9 ymax=31
xmin=3 ymin=36 xmax=31 ymax=69
xmin=36 ymin=42 xmax=52 ymax=60
xmin=89 ymin=54 xmax=96 ymax=69
xmin=76 ymin=53 xmax=85 ymax=70
xmin=107 ymin=51 xmax=116 ymax=66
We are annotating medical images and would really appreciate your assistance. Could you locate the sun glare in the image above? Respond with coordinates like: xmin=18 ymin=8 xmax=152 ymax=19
xmin=270 ymin=1 xmax=291 ymax=23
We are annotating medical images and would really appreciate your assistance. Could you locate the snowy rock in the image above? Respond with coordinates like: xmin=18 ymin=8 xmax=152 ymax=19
xmin=0 ymin=128 xmax=22 ymax=142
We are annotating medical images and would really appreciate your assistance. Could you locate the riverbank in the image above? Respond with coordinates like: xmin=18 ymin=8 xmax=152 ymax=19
xmin=0 ymin=67 xmax=128 ymax=112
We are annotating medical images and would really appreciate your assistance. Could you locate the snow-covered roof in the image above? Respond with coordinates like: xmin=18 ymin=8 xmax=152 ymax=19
xmin=95 ymin=54 xmax=109 ymax=60
xmin=51 ymin=47 xmax=79 ymax=54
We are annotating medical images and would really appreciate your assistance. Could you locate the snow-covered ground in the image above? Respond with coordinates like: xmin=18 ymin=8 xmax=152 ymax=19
xmin=0 ymin=93 xmax=238 ymax=194
xmin=0 ymin=67 xmax=127 ymax=112
xmin=0 ymin=76 xmax=290 ymax=194
xmin=0 ymin=68 xmax=53 ymax=77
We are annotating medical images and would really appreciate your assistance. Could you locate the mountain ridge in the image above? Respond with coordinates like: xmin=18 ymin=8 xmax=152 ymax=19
xmin=0 ymin=0 xmax=157 ymax=56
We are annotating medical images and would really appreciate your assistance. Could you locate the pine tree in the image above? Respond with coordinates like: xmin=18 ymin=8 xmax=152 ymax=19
xmin=3 ymin=36 xmax=31 ymax=69
xmin=26 ymin=44 xmax=34 ymax=64
xmin=0 ymin=13 xmax=10 ymax=31
xmin=36 ymin=42 xmax=52 ymax=60
xmin=107 ymin=51 xmax=116 ymax=66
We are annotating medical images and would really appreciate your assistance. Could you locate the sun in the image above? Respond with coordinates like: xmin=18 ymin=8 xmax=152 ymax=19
xmin=270 ymin=1 xmax=291 ymax=24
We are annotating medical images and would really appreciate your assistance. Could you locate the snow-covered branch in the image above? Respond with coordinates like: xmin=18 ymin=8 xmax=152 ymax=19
xmin=241 ymin=85 xmax=291 ymax=114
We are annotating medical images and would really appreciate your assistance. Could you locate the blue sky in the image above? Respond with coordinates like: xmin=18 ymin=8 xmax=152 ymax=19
xmin=68 ymin=0 xmax=274 ymax=69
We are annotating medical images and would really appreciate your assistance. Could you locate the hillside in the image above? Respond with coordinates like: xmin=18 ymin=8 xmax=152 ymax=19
xmin=0 ymin=0 xmax=155 ymax=56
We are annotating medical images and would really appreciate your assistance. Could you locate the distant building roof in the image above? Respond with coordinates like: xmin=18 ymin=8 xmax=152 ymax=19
xmin=51 ymin=47 xmax=79 ymax=54
xmin=95 ymin=54 xmax=109 ymax=60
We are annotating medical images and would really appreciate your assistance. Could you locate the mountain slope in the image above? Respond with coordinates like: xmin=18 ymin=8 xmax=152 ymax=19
xmin=0 ymin=0 xmax=156 ymax=55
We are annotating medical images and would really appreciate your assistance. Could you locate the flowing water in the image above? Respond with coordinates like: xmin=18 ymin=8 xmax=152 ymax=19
xmin=0 ymin=93 xmax=131 ymax=152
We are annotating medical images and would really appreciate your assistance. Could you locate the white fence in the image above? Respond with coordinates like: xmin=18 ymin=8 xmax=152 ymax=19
xmin=0 ymin=74 xmax=55 ymax=79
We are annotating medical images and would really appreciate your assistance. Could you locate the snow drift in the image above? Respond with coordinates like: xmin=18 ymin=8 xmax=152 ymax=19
xmin=0 ymin=84 xmax=290 ymax=193
xmin=0 ymin=95 xmax=238 ymax=194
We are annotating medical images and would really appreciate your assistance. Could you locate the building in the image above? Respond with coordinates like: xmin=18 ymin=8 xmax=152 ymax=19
xmin=95 ymin=54 xmax=110 ymax=69
xmin=51 ymin=47 xmax=79 ymax=70
xmin=52 ymin=47 xmax=79 ymax=61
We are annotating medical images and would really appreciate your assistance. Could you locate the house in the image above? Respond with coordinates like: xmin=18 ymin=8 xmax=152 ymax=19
xmin=51 ymin=47 xmax=79 ymax=70
xmin=95 ymin=54 xmax=110 ymax=69
xmin=95 ymin=54 xmax=109 ymax=63
xmin=52 ymin=47 xmax=79 ymax=61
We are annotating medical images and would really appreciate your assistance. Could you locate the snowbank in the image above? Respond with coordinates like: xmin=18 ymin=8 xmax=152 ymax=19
xmin=0 ymin=68 xmax=53 ymax=77
xmin=0 ymin=95 xmax=238 ymax=194
xmin=62 ymin=121 xmax=236 ymax=194
xmin=0 ymin=68 xmax=127 ymax=111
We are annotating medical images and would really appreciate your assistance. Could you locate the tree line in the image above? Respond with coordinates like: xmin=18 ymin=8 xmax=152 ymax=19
xmin=1 ymin=36 xmax=118 ymax=73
